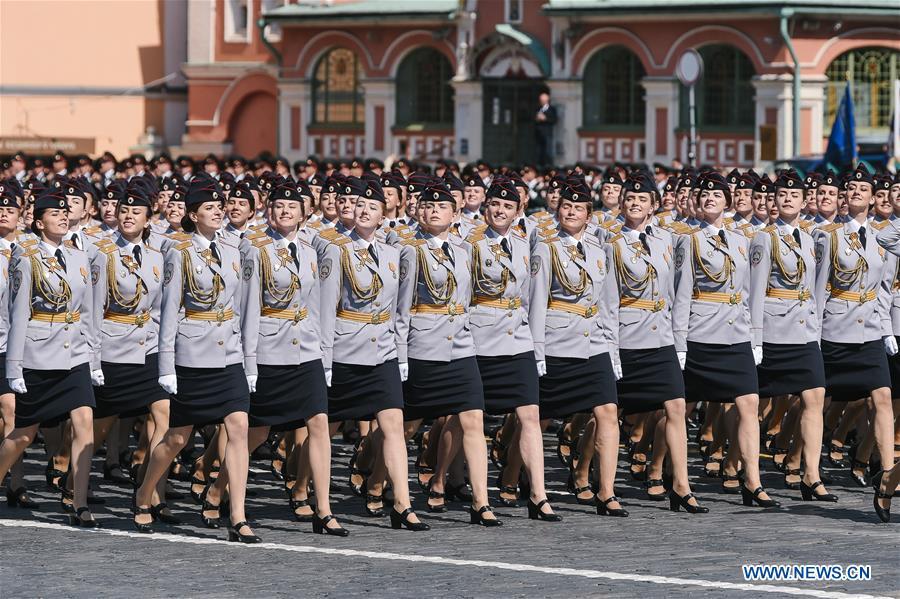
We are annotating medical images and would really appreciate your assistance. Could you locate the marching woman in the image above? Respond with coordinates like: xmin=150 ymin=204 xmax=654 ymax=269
xmin=235 ymin=182 xmax=348 ymax=536
xmin=673 ymin=172 xmax=775 ymax=508
xmin=319 ymin=178 xmax=427 ymax=532
xmin=133 ymin=177 xmax=258 ymax=543
xmin=467 ymin=177 xmax=560 ymax=522
xmin=529 ymin=184 xmax=623 ymax=516
xmin=749 ymin=171 xmax=832 ymax=501
xmin=396 ymin=182 xmax=501 ymax=527
xmin=606 ymin=171 xmax=707 ymax=514
xmin=0 ymin=187 xmax=100 ymax=526
xmin=89 ymin=186 xmax=173 ymax=518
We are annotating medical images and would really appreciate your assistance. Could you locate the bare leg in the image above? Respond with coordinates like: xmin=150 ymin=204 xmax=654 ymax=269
xmin=593 ymin=403 xmax=621 ymax=510
xmin=68 ymin=406 xmax=95 ymax=517
xmin=799 ymin=387 xmax=830 ymax=493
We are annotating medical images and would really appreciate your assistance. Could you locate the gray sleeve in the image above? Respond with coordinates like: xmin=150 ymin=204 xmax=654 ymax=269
xmin=5 ymin=250 xmax=32 ymax=379
xmin=528 ymin=242 xmax=550 ymax=362
xmin=240 ymin=246 xmax=260 ymax=377
xmin=395 ymin=245 xmax=416 ymax=364
xmin=876 ymin=219 xmax=900 ymax=257
xmin=671 ymin=234 xmax=692 ymax=352
xmin=318 ymin=243 xmax=341 ymax=370
xmin=158 ymin=247 xmax=184 ymax=377
xmin=748 ymin=232 xmax=770 ymax=347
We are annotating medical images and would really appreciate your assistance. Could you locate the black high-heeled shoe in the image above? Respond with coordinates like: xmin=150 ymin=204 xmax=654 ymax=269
xmin=799 ymin=480 xmax=838 ymax=502
xmin=150 ymin=502 xmax=182 ymax=525
xmin=365 ymin=493 xmax=385 ymax=517
xmin=228 ymin=521 xmax=262 ymax=543
xmin=496 ymin=485 xmax=519 ymax=508
xmin=445 ymin=482 xmax=473 ymax=503
xmin=825 ymin=440 xmax=847 ymax=468
xmin=425 ymin=479 xmax=447 ymax=513
xmin=528 ymin=498 xmax=562 ymax=522
xmin=469 ymin=505 xmax=502 ymax=527
xmin=45 ymin=460 xmax=65 ymax=492
xmin=490 ymin=424 xmax=509 ymax=468
xmin=721 ymin=472 xmax=742 ymax=495
xmin=199 ymin=485 xmax=222 ymax=528
xmin=103 ymin=463 xmax=132 ymax=485
xmin=189 ymin=474 xmax=207 ymax=504
xmin=69 ymin=507 xmax=100 ymax=528
xmin=555 ymin=422 xmax=575 ymax=467
xmin=702 ymin=457 xmax=722 ymax=478
xmin=289 ymin=497 xmax=314 ymax=522
xmin=133 ymin=504 xmax=154 ymax=533
xmin=629 ymin=453 xmax=648 ymax=481
xmin=874 ymin=486 xmax=892 ymax=523
xmin=645 ymin=479 xmax=667 ymax=502
xmin=390 ymin=507 xmax=430 ymax=531
xmin=669 ymin=490 xmax=709 ymax=514
xmin=312 ymin=513 xmax=349 ymax=536
xmin=741 ymin=485 xmax=779 ymax=508
xmin=6 ymin=487 xmax=39 ymax=509
xmin=60 ymin=488 xmax=75 ymax=514
xmin=783 ymin=468 xmax=802 ymax=490
xmin=771 ymin=447 xmax=788 ymax=473
xmin=595 ymin=496 xmax=629 ymax=517
xmin=849 ymin=455 xmax=869 ymax=487
xmin=568 ymin=472 xmax=596 ymax=505
xmin=348 ymin=452 xmax=369 ymax=498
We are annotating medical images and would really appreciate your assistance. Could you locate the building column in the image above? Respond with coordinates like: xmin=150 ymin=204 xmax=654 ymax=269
xmin=452 ymin=79 xmax=482 ymax=163
xmin=360 ymin=79 xmax=395 ymax=158
xmin=801 ymin=75 xmax=828 ymax=156
xmin=752 ymin=75 xmax=793 ymax=165
xmin=642 ymin=77 xmax=679 ymax=165
xmin=278 ymin=80 xmax=311 ymax=162
xmin=546 ymin=78 xmax=581 ymax=165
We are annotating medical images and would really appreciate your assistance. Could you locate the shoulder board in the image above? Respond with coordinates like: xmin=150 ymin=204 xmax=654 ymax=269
xmin=319 ymin=228 xmax=339 ymax=238
xmin=872 ymin=220 xmax=889 ymax=231
xmin=512 ymin=228 xmax=527 ymax=239
xmin=471 ymin=223 xmax=488 ymax=235
xmin=465 ymin=232 xmax=484 ymax=243
xmin=252 ymin=237 xmax=273 ymax=248
xmin=22 ymin=249 xmax=39 ymax=257
xmin=143 ymin=244 xmax=161 ymax=253
xmin=169 ymin=232 xmax=191 ymax=241
xmin=401 ymin=238 xmax=426 ymax=247
xmin=245 ymin=231 xmax=267 ymax=240
xmin=307 ymin=220 xmax=323 ymax=230
xmin=724 ymin=217 xmax=734 ymax=226
xmin=608 ymin=223 xmax=623 ymax=234
xmin=600 ymin=219 xmax=619 ymax=230
xmin=538 ymin=228 xmax=557 ymax=237
xmin=93 ymin=238 xmax=113 ymax=247
xmin=531 ymin=211 xmax=549 ymax=218
xmin=18 ymin=236 xmax=37 ymax=246
xmin=820 ymin=223 xmax=843 ymax=233
xmin=538 ymin=220 xmax=557 ymax=229
xmin=251 ymin=223 xmax=267 ymax=231
xmin=175 ymin=241 xmax=192 ymax=251
xmin=397 ymin=229 xmax=415 ymax=239
xmin=592 ymin=210 xmax=604 ymax=219
xmin=762 ymin=225 xmax=777 ymax=233
xmin=607 ymin=234 xmax=623 ymax=244
xmin=0 ymin=249 xmax=9 ymax=259
xmin=540 ymin=236 xmax=558 ymax=244
xmin=328 ymin=235 xmax=352 ymax=246
xmin=101 ymin=244 xmax=117 ymax=255
xmin=84 ymin=226 xmax=102 ymax=235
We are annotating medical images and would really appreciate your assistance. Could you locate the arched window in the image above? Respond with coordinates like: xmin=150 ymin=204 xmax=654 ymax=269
xmin=395 ymin=48 xmax=454 ymax=126
xmin=312 ymin=48 xmax=364 ymax=125
xmin=681 ymin=45 xmax=755 ymax=130
xmin=825 ymin=47 xmax=899 ymax=136
xmin=582 ymin=45 xmax=646 ymax=128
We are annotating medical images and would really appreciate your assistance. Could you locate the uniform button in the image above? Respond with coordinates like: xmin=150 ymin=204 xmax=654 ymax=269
xmin=449 ymin=317 xmax=454 ymax=322
xmin=799 ymin=319 xmax=805 ymax=324
xmin=446 ymin=335 xmax=453 ymax=341
xmin=292 ymin=303 xmax=298 ymax=308
xmin=64 ymin=326 xmax=69 ymax=331
xmin=139 ymin=340 xmax=145 ymax=346
xmin=371 ymin=337 xmax=377 ymax=342
xmin=651 ymin=325 xmax=657 ymax=331
xmin=63 ymin=342 xmax=70 ymax=349
xmin=374 ymin=301 xmax=381 ymax=307
xmin=217 ymin=304 xmax=223 ymax=309
xmin=727 ymin=319 xmax=733 ymax=325
xmin=507 ymin=312 xmax=512 ymax=318
xmin=857 ymin=319 xmax=863 ymax=324
xmin=583 ymin=331 xmax=589 ymax=337
xmin=292 ymin=339 xmax=299 ymax=345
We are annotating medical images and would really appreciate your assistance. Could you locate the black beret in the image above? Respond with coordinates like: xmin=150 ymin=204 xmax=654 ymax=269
xmin=485 ymin=176 xmax=518 ymax=202
xmin=34 ymin=188 xmax=69 ymax=212
xmin=847 ymin=164 xmax=874 ymax=186
xmin=774 ymin=170 xmax=806 ymax=190
xmin=342 ymin=176 xmax=367 ymax=197
xmin=185 ymin=177 xmax=224 ymax=210
xmin=421 ymin=183 xmax=454 ymax=204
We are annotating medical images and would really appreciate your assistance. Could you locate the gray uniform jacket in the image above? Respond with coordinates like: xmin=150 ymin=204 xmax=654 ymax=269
xmin=605 ymin=226 xmax=676 ymax=355
xmin=311 ymin=220 xmax=353 ymax=260
xmin=876 ymin=219 xmax=900 ymax=336
xmin=90 ymin=234 xmax=164 ymax=364
xmin=240 ymin=228 xmax=321 ymax=375
xmin=466 ymin=225 xmax=533 ymax=357
xmin=158 ymin=233 xmax=244 ymax=375
xmin=0 ymin=250 xmax=9 ymax=353
xmin=7 ymin=240 xmax=97 ymax=378
xmin=396 ymin=232 xmax=475 ymax=363
xmin=748 ymin=221 xmax=820 ymax=346
xmin=815 ymin=220 xmax=886 ymax=344
xmin=319 ymin=229 xmax=400 ymax=370
xmin=673 ymin=223 xmax=752 ymax=351
xmin=529 ymin=229 xmax=617 ymax=361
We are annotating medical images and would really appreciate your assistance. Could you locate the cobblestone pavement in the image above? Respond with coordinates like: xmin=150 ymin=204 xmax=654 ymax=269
xmin=1 ymin=431 xmax=897 ymax=599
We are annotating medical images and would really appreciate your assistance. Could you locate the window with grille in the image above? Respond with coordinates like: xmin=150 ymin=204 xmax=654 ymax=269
xmin=395 ymin=48 xmax=454 ymax=127
xmin=825 ymin=47 xmax=899 ymax=138
xmin=582 ymin=46 xmax=647 ymax=128
xmin=312 ymin=48 xmax=365 ymax=125
xmin=679 ymin=45 xmax=755 ymax=131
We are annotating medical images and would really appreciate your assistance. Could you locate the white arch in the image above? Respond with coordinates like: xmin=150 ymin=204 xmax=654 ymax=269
xmin=293 ymin=30 xmax=376 ymax=77
xmin=661 ymin=25 xmax=769 ymax=71
xmin=211 ymin=69 xmax=277 ymax=128
xmin=571 ymin=27 xmax=660 ymax=73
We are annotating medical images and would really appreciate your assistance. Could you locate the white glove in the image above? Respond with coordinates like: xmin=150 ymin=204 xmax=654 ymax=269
xmin=324 ymin=368 xmax=333 ymax=388
xmin=8 ymin=378 xmax=26 ymax=394
xmin=398 ymin=362 xmax=409 ymax=382
xmin=676 ymin=351 xmax=687 ymax=371
xmin=612 ymin=362 xmax=623 ymax=381
xmin=246 ymin=374 xmax=258 ymax=393
xmin=885 ymin=336 xmax=899 ymax=357
xmin=752 ymin=345 xmax=764 ymax=366
xmin=91 ymin=369 xmax=105 ymax=387
xmin=536 ymin=360 xmax=547 ymax=377
xmin=158 ymin=375 xmax=178 ymax=395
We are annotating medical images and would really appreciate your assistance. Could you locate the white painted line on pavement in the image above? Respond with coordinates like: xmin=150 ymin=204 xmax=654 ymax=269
xmin=0 ymin=519 xmax=889 ymax=599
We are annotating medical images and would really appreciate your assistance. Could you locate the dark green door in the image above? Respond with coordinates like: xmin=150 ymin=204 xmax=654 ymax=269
xmin=482 ymin=80 xmax=545 ymax=165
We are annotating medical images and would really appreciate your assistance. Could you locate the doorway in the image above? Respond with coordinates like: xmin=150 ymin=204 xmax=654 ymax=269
xmin=481 ymin=80 xmax=547 ymax=165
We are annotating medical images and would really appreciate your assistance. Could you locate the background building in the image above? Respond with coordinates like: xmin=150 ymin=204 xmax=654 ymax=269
xmin=2 ymin=0 xmax=898 ymax=168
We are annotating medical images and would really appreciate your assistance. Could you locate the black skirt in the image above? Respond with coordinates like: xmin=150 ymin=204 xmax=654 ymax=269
xmin=757 ymin=342 xmax=826 ymax=397
xmin=252 ymin=360 xmax=328 ymax=430
xmin=821 ymin=339 xmax=891 ymax=402
xmin=477 ymin=351 xmax=539 ymax=415
xmin=327 ymin=359 xmax=403 ymax=423
xmin=0 ymin=353 xmax=11 ymax=396
xmin=404 ymin=356 xmax=484 ymax=421
xmin=617 ymin=345 xmax=685 ymax=416
xmin=170 ymin=363 xmax=250 ymax=428
xmin=16 ymin=362 xmax=95 ymax=428
xmin=888 ymin=352 xmax=900 ymax=400
xmin=539 ymin=353 xmax=617 ymax=419
xmin=684 ymin=341 xmax=758 ymax=403
xmin=94 ymin=354 xmax=167 ymax=419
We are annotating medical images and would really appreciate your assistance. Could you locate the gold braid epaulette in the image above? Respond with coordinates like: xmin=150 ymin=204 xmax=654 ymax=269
xmin=401 ymin=238 xmax=425 ymax=246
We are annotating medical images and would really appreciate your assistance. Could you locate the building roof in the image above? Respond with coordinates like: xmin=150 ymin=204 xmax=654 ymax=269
xmin=543 ymin=0 xmax=900 ymax=16
xmin=263 ymin=0 xmax=457 ymax=21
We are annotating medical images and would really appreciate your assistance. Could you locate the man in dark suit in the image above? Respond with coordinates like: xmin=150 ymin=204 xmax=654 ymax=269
xmin=534 ymin=92 xmax=557 ymax=167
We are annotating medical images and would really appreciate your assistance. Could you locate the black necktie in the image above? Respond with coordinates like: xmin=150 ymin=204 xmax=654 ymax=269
xmin=500 ymin=237 xmax=511 ymax=259
xmin=209 ymin=241 xmax=220 ymax=265
xmin=441 ymin=241 xmax=454 ymax=265
xmin=132 ymin=245 xmax=142 ymax=267
xmin=718 ymin=229 xmax=728 ymax=248
xmin=792 ymin=228 xmax=801 ymax=246
xmin=288 ymin=242 xmax=299 ymax=268
xmin=639 ymin=233 xmax=651 ymax=255
xmin=575 ymin=241 xmax=584 ymax=259
xmin=55 ymin=247 xmax=66 ymax=271
xmin=69 ymin=233 xmax=80 ymax=251
xmin=368 ymin=243 xmax=378 ymax=266
xmin=858 ymin=226 xmax=867 ymax=249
